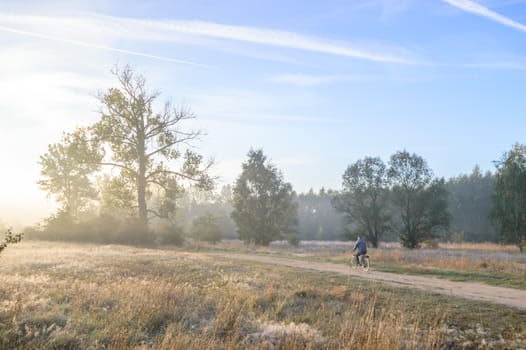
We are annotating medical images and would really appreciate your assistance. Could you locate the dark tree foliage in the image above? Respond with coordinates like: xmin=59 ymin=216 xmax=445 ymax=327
xmin=447 ymin=166 xmax=496 ymax=242
xmin=231 ymin=149 xmax=298 ymax=245
xmin=389 ymin=150 xmax=450 ymax=249
xmin=420 ymin=178 xmax=451 ymax=237
xmin=491 ymin=144 xmax=526 ymax=251
xmin=191 ymin=213 xmax=223 ymax=244
xmin=0 ymin=229 xmax=23 ymax=255
xmin=333 ymin=157 xmax=391 ymax=248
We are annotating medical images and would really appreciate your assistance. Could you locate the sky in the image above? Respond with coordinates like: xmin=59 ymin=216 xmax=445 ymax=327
xmin=1 ymin=0 xmax=526 ymax=226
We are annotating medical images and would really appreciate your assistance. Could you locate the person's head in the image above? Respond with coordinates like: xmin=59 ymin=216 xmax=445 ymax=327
xmin=357 ymin=236 xmax=360 ymax=240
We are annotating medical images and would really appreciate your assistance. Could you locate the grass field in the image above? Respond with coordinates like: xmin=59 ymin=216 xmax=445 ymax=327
xmin=1 ymin=241 xmax=526 ymax=349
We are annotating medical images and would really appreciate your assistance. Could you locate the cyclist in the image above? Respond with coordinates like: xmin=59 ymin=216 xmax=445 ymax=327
xmin=352 ymin=236 xmax=367 ymax=267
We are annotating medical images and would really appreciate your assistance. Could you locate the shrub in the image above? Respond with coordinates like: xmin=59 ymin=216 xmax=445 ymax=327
xmin=154 ymin=221 xmax=185 ymax=246
xmin=451 ymin=231 xmax=464 ymax=244
xmin=190 ymin=213 xmax=223 ymax=244
xmin=423 ymin=238 xmax=439 ymax=249
xmin=29 ymin=213 xmax=153 ymax=246
xmin=287 ymin=233 xmax=300 ymax=246
xmin=0 ymin=228 xmax=23 ymax=254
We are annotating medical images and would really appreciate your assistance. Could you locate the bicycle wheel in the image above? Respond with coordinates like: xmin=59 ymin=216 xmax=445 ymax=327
xmin=361 ymin=256 xmax=370 ymax=271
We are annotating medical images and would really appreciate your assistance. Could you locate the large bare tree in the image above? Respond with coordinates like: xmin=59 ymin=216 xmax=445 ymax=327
xmin=94 ymin=65 xmax=213 ymax=233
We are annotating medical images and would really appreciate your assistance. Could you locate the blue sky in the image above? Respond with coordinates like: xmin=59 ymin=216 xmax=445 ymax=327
xmin=1 ymin=0 xmax=526 ymax=225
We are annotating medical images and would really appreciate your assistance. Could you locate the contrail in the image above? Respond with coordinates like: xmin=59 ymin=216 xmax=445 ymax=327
xmin=442 ymin=0 xmax=526 ymax=32
xmin=0 ymin=24 xmax=211 ymax=68
xmin=0 ymin=12 xmax=422 ymax=65
xmin=90 ymin=13 xmax=422 ymax=65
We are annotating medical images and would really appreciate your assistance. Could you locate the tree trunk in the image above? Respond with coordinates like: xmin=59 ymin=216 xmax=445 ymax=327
xmin=137 ymin=166 xmax=148 ymax=233
xmin=137 ymin=120 xmax=148 ymax=235
xmin=370 ymin=234 xmax=378 ymax=248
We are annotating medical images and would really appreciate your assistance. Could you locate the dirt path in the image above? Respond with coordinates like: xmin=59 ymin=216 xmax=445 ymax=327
xmin=212 ymin=253 xmax=526 ymax=311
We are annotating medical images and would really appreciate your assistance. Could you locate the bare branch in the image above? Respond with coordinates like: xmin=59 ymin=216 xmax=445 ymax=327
xmin=147 ymin=208 xmax=162 ymax=219
xmin=99 ymin=162 xmax=137 ymax=175
xmin=145 ymin=133 xmax=201 ymax=159
xmin=147 ymin=178 xmax=171 ymax=191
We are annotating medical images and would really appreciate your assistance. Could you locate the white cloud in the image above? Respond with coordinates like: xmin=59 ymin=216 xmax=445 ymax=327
xmin=0 ymin=11 xmax=421 ymax=65
xmin=0 ymin=21 xmax=209 ymax=67
xmin=140 ymin=19 xmax=418 ymax=64
xmin=442 ymin=0 xmax=526 ymax=32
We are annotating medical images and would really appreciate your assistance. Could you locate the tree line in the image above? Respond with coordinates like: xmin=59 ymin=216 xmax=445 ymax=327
xmin=30 ymin=66 xmax=526 ymax=251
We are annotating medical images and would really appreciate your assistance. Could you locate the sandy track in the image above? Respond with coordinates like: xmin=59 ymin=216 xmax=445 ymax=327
xmin=212 ymin=253 xmax=526 ymax=311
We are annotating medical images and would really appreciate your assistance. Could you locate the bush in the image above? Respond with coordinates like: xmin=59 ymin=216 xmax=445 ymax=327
xmin=287 ymin=233 xmax=300 ymax=246
xmin=451 ymin=231 xmax=464 ymax=244
xmin=190 ymin=213 xmax=223 ymax=244
xmin=154 ymin=221 xmax=185 ymax=246
xmin=0 ymin=228 xmax=23 ymax=254
xmin=29 ymin=213 xmax=153 ymax=246
xmin=422 ymin=238 xmax=439 ymax=249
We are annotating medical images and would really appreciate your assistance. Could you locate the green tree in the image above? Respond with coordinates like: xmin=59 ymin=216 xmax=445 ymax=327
xmin=388 ymin=150 xmax=450 ymax=248
xmin=94 ymin=65 xmax=213 ymax=234
xmin=490 ymin=144 xmax=526 ymax=251
xmin=191 ymin=213 xmax=223 ymax=244
xmin=333 ymin=157 xmax=390 ymax=247
xmin=38 ymin=128 xmax=102 ymax=218
xmin=231 ymin=149 xmax=298 ymax=245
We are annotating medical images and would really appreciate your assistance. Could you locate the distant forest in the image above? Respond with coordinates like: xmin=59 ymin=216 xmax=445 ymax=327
xmin=172 ymin=165 xmax=496 ymax=243
xmin=27 ymin=162 xmax=498 ymax=245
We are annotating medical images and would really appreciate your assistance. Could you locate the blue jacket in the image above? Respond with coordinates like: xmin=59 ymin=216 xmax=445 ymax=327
xmin=353 ymin=238 xmax=367 ymax=254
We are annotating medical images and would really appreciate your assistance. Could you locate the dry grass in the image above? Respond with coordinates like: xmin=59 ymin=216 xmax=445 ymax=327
xmin=361 ymin=245 xmax=526 ymax=287
xmin=1 ymin=241 xmax=525 ymax=349
xmin=437 ymin=242 xmax=519 ymax=252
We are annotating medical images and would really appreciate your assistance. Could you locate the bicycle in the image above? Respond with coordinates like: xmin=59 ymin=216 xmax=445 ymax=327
xmin=350 ymin=254 xmax=370 ymax=272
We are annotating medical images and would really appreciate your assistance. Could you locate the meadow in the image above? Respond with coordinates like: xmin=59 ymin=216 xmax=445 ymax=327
xmin=1 ymin=241 xmax=525 ymax=349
